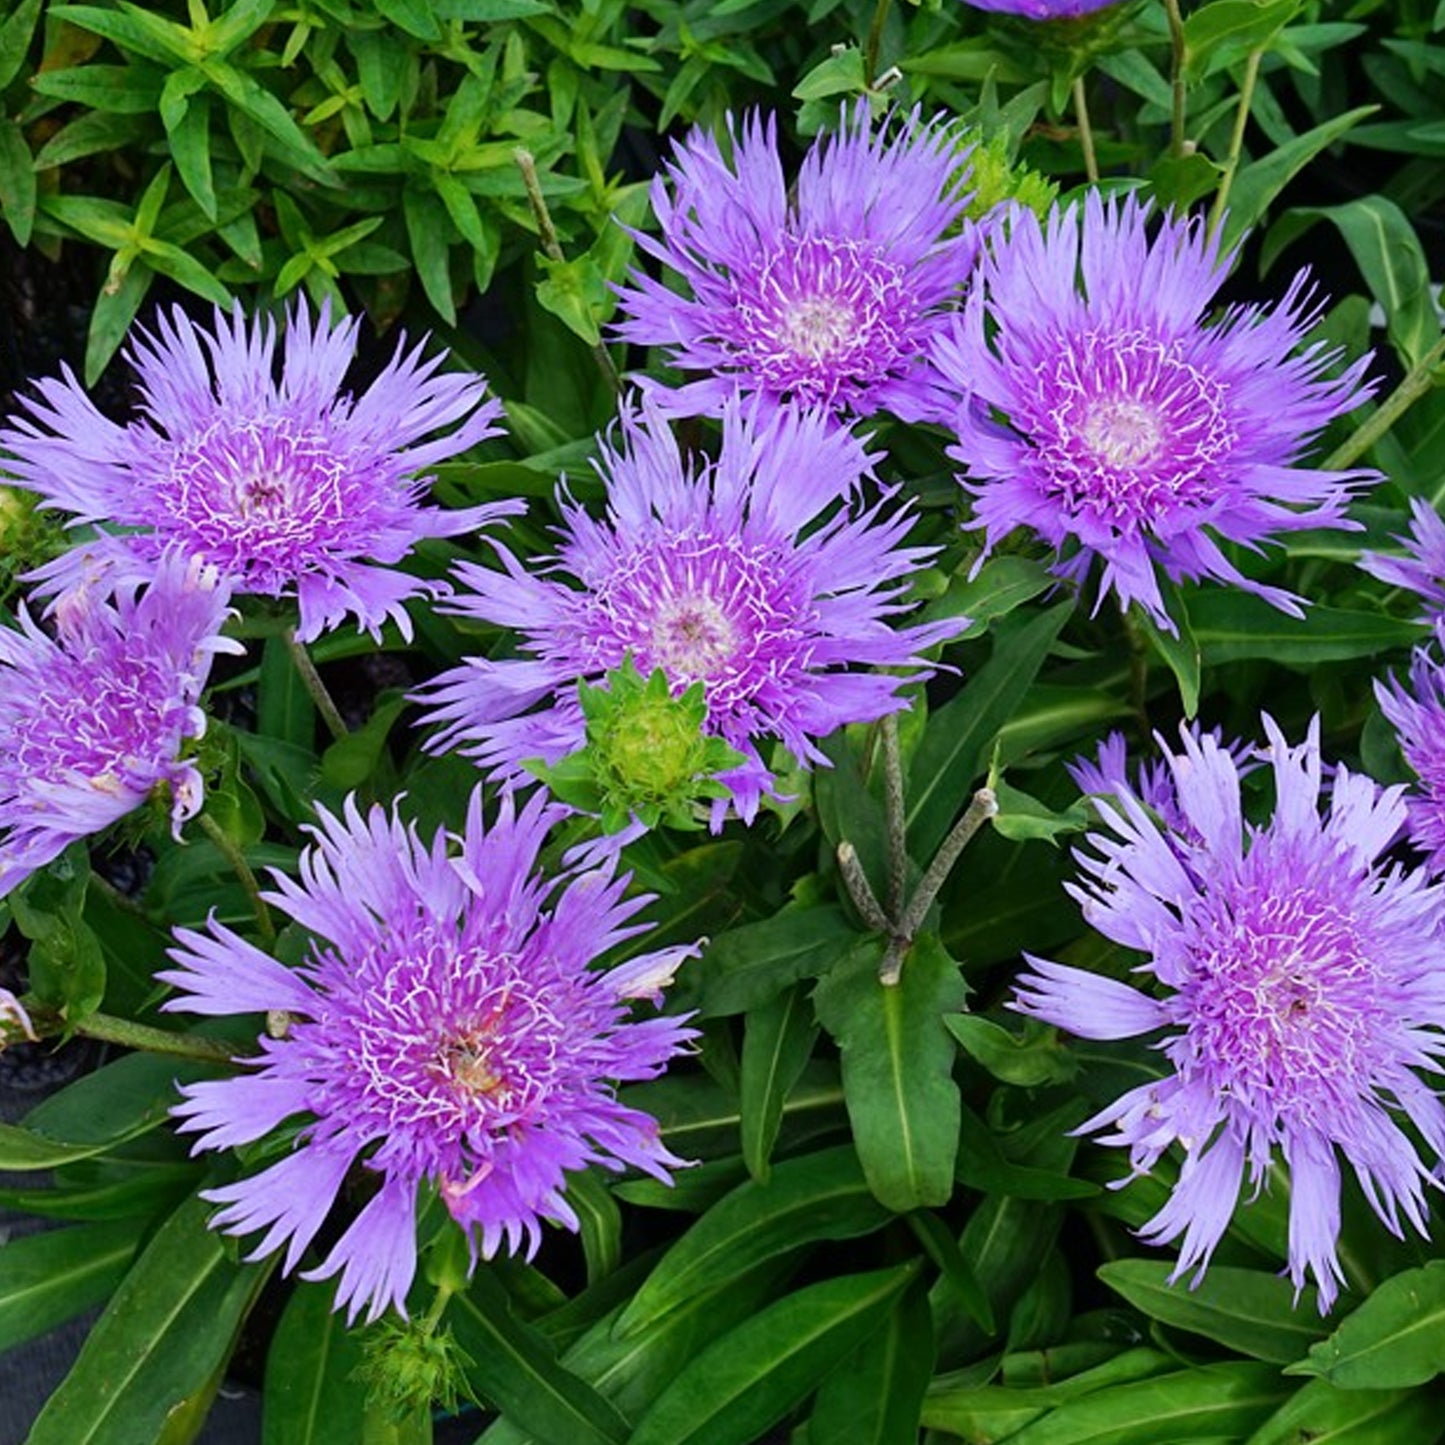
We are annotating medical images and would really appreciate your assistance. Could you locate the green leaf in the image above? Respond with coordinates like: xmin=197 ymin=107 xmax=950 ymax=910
xmin=1183 ymin=0 xmax=1301 ymax=79
xmin=568 ymin=1170 xmax=622 ymax=1288
xmin=946 ymin=1014 xmax=1076 ymax=1088
xmin=535 ymin=253 xmax=610 ymax=348
xmin=1248 ymin=1378 xmax=1442 ymax=1444
xmin=0 ymin=0 xmax=42 ymax=90
xmin=480 ymin=1261 xmax=791 ymax=1442
xmin=813 ymin=935 xmax=965 ymax=1212
xmin=375 ymin=0 xmax=443 ymax=40
xmin=1139 ymin=585 xmax=1200 ymax=717
xmin=163 ymin=83 xmax=217 ymax=219
xmin=692 ymin=904 xmax=859 ymax=1017
xmin=258 ymin=634 xmax=318 ymax=749
xmin=86 ymin=262 xmax=154 ymax=383
xmin=32 ymin=111 xmax=153 ymax=171
xmin=205 ymin=59 xmax=331 ymax=178
xmin=0 ymin=117 xmax=36 ymax=246
xmin=11 ymin=851 xmax=105 ymax=1015
xmin=919 ymin=555 xmax=1055 ymax=636
xmin=615 ymin=1145 xmax=890 ymax=1338
xmin=27 ymin=1195 xmax=271 ymax=1445
xmin=452 ymin=1269 xmax=631 ymax=1445
xmin=1222 ymin=106 xmax=1377 ymax=247
xmin=906 ymin=603 xmax=1070 ymax=859
xmin=0 ymin=1218 xmax=145 ymax=1353
xmin=404 ymin=184 xmax=456 ymax=323
xmin=320 ymin=694 xmax=407 ymax=789
xmin=627 ymin=1265 xmax=918 ymax=1445
xmin=1001 ymin=1361 xmax=1290 ymax=1445
xmin=955 ymin=1104 xmax=1097 ymax=1203
xmin=261 ymin=1280 xmax=368 ymax=1445
xmin=1260 ymin=197 xmax=1441 ymax=370
xmin=791 ymin=46 xmax=865 ymax=100
xmin=738 ymin=983 xmax=819 ymax=1181
xmin=1295 ymin=1261 xmax=1445 ymax=1389
xmin=1191 ymin=592 xmax=1423 ymax=664
xmin=808 ymin=1273 xmax=934 ymax=1445
xmin=1099 ymin=1260 xmax=1329 ymax=1365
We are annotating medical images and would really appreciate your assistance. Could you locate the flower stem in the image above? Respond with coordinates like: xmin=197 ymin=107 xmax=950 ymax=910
xmin=880 ymin=713 xmax=908 ymax=920
xmin=837 ymin=841 xmax=891 ymax=935
xmin=1072 ymin=77 xmax=1100 ymax=184
xmin=1164 ymin=0 xmax=1189 ymax=157
xmin=196 ymin=813 xmax=277 ymax=943
xmin=285 ymin=628 xmax=348 ymax=742
xmin=1323 ymin=333 xmax=1445 ymax=472
xmin=864 ymin=0 xmax=892 ymax=87
xmin=897 ymin=787 xmax=998 ymax=945
xmin=514 ymin=148 xmax=623 ymax=395
xmin=1207 ymin=48 xmax=1263 ymax=243
xmin=71 ymin=1009 xmax=239 ymax=1063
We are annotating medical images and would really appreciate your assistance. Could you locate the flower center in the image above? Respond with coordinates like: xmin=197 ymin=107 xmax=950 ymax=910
xmin=1173 ymin=874 xmax=1381 ymax=1119
xmin=434 ymin=1031 xmax=510 ymax=1103
xmin=1080 ymin=398 xmax=1164 ymax=469
xmin=778 ymin=295 xmax=857 ymax=364
xmin=648 ymin=594 xmax=740 ymax=682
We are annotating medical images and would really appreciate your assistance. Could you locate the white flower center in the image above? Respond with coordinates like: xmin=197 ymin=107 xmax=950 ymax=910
xmin=778 ymin=295 xmax=857 ymax=364
xmin=1081 ymin=398 xmax=1164 ymax=468
xmin=649 ymin=595 xmax=738 ymax=681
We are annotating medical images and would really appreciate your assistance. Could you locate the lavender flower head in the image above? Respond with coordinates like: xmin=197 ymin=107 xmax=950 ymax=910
xmin=613 ymin=108 xmax=975 ymax=422
xmin=1014 ymin=718 xmax=1445 ymax=1311
xmin=414 ymin=401 xmax=961 ymax=826
xmin=1376 ymin=648 xmax=1445 ymax=874
xmin=931 ymin=195 xmax=1376 ymax=631
xmin=160 ymin=791 xmax=697 ymax=1324
xmin=1359 ymin=497 xmax=1445 ymax=634
xmin=0 ymin=303 xmax=520 ymax=642
xmin=0 ymin=553 xmax=237 ymax=899
xmin=960 ymin=0 xmax=1120 ymax=17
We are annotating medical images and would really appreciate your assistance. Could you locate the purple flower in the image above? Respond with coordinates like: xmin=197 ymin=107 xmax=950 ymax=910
xmin=1 ymin=303 xmax=520 ymax=642
xmin=931 ymin=195 xmax=1376 ymax=631
xmin=160 ymin=790 xmax=697 ymax=1324
xmin=1359 ymin=497 xmax=1445 ymax=633
xmin=613 ymin=108 xmax=976 ymax=422
xmin=1376 ymin=647 xmax=1445 ymax=873
xmin=1013 ymin=717 xmax=1445 ymax=1311
xmin=0 ymin=553 xmax=237 ymax=899
xmin=414 ymin=401 xmax=961 ymax=826
xmin=959 ymin=0 xmax=1120 ymax=17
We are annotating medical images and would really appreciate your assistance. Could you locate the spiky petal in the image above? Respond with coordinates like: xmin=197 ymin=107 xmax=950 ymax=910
xmin=1014 ymin=718 xmax=1445 ymax=1311
xmin=1 ymin=303 xmax=520 ymax=642
xmin=160 ymin=790 xmax=698 ymax=1324
xmin=614 ymin=108 xmax=975 ymax=421
xmin=930 ymin=195 xmax=1376 ymax=631
xmin=413 ymin=400 xmax=962 ymax=827
xmin=1376 ymin=647 xmax=1445 ymax=874
xmin=1359 ymin=496 xmax=1445 ymax=636
xmin=0 ymin=553 xmax=237 ymax=898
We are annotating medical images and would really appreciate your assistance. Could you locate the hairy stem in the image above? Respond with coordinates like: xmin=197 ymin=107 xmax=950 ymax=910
xmin=1324 ymin=333 xmax=1445 ymax=472
xmin=196 ymin=813 xmax=277 ymax=943
xmin=880 ymin=714 xmax=909 ymax=920
xmin=515 ymin=147 xmax=622 ymax=394
xmin=864 ymin=0 xmax=892 ymax=87
xmin=898 ymin=787 xmax=998 ymax=943
xmin=285 ymin=628 xmax=349 ymax=742
xmin=72 ymin=1010 xmax=239 ymax=1063
xmin=1208 ymin=48 xmax=1263 ymax=241
xmin=1164 ymin=0 xmax=1189 ymax=156
xmin=837 ymin=841 xmax=891 ymax=935
xmin=1072 ymin=77 xmax=1100 ymax=184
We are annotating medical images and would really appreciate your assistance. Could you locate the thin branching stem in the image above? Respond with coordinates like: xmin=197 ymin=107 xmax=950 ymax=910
xmin=1324 ymin=333 xmax=1445 ymax=472
xmin=1208 ymin=48 xmax=1263 ymax=242
xmin=1072 ymin=77 xmax=1100 ymax=184
xmin=864 ymin=0 xmax=892 ymax=87
xmin=515 ymin=147 xmax=623 ymax=395
xmin=71 ymin=1010 xmax=239 ymax=1063
xmin=196 ymin=813 xmax=277 ymax=943
xmin=1164 ymin=0 xmax=1189 ymax=156
xmin=284 ymin=627 xmax=348 ymax=742
xmin=880 ymin=713 xmax=908 ymax=920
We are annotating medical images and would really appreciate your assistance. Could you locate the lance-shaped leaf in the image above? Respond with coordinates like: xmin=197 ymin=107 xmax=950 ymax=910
xmin=814 ymin=935 xmax=965 ymax=1212
xmin=1248 ymin=1379 xmax=1442 ymax=1445
xmin=261 ymin=1281 xmax=369 ymax=1445
xmin=614 ymin=1144 xmax=891 ymax=1338
xmin=627 ymin=1264 xmax=919 ymax=1445
xmin=739 ymin=983 xmax=819 ymax=1181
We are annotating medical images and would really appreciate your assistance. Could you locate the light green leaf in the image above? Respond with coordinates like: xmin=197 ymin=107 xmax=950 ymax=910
xmin=1294 ymin=1261 xmax=1445 ymax=1388
xmin=261 ymin=1280 xmax=368 ymax=1445
xmin=1248 ymin=1378 xmax=1442 ymax=1444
